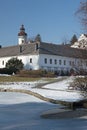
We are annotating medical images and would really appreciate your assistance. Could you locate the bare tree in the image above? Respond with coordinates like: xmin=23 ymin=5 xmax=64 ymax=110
xmin=76 ymin=0 xmax=87 ymax=32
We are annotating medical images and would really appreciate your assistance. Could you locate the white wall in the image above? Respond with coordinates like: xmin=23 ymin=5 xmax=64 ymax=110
xmin=18 ymin=36 xmax=27 ymax=45
xmin=0 ymin=54 xmax=40 ymax=70
xmin=39 ymin=54 xmax=87 ymax=72
xmin=0 ymin=57 xmax=14 ymax=68
xmin=18 ymin=55 xmax=39 ymax=70
xmin=0 ymin=54 xmax=87 ymax=73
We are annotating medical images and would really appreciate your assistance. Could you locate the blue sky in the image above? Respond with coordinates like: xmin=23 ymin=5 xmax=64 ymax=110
xmin=0 ymin=0 xmax=82 ymax=46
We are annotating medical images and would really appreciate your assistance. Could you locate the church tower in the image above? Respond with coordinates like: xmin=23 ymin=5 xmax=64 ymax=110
xmin=18 ymin=25 xmax=27 ymax=45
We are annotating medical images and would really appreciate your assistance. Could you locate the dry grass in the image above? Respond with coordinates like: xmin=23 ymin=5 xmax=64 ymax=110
xmin=0 ymin=76 xmax=41 ymax=82
xmin=0 ymin=75 xmax=58 ymax=83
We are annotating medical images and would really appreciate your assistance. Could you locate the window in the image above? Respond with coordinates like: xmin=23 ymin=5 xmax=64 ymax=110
xmin=72 ymin=61 xmax=74 ymax=66
xmin=54 ymin=59 xmax=57 ymax=64
xmin=59 ymin=60 xmax=61 ymax=65
xmin=69 ymin=61 xmax=72 ymax=66
xmin=86 ymin=61 xmax=87 ymax=66
xmin=64 ymin=60 xmax=66 ymax=65
xmin=50 ymin=59 xmax=52 ymax=64
xmin=44 ymin=58 xmax=47 ymax=64
xmin=80 ymin=60 xmax=82 ymax=66
xmin=2 ymin=60 xmax=4 ymax=65
xmin=30 ymin=58 xmax=32 ymax=63
xmin=22 ymin=40 xmax=24 ymax=43
xmin=78 ymin=61 xmax=79 ymax=66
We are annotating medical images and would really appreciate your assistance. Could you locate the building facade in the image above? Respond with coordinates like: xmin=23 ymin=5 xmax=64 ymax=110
xmin=0 ymin=25 xmax=87 ymax=74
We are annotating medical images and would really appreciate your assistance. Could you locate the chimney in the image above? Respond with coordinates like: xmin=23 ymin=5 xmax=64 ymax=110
xmin=35 ymin=43 xmax=39 ymax=50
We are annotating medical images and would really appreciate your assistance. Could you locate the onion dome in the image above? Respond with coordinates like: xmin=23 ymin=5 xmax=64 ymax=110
xmin=18 ymin=25 xmax=27 ymax=36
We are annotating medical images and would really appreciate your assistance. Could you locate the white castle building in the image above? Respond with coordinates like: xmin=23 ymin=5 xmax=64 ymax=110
xmin=0 ymin=25 xmax=87 ymax=74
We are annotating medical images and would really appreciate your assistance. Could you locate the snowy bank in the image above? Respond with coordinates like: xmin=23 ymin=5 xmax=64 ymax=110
xmin=0 ymin=76 xmax=83 ymax=102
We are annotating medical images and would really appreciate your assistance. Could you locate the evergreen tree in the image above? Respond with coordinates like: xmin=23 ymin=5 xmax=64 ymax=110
xmin=6 ymin=58 xmax=24 ymax=72
xmin=70 ymin=34 xmax=78 ymax=45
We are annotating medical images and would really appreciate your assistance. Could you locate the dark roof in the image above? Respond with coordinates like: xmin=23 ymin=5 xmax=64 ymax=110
xmin=39 ymin=42 xmax=87 ymax=59
xmin=0 ymin=43 xmax=39 ymax=57
xmin=18 ymin=25 xmax=27 ymax=36
xmin=0 ymin=42 xmax=87 ymax=59
xmin=18 ymin=31 xmax=27 ymax=36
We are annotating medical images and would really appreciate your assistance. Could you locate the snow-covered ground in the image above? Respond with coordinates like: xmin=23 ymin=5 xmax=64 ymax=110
xmin=42 ymin=77 xmax=72 ymax=90
xmin=0 ymin=76 xmax=83 ymax=102
xmin=0 ymin=76 xmax=87 ymax=130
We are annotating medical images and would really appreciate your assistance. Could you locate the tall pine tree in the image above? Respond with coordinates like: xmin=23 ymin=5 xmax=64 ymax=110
xmin=70 ymin=34 xmax=78 ymax=45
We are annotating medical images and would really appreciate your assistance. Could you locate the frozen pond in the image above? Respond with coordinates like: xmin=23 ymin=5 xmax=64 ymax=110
xmin=0 ymin=92 xmax=45 ymax=106
xmin=0 ymin=92 xmax=87 ymax=130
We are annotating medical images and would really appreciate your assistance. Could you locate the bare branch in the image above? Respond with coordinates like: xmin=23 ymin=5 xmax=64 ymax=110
xmin=76 ymin=0 xmax=87 ymax=32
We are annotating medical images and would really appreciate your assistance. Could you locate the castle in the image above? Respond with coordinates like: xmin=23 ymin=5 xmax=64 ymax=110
xmin=0 ymin=25 xmax=87 ymax=74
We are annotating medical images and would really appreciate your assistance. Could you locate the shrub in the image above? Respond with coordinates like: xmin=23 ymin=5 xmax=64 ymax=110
xmin=69 ymin=76 xmax=87 ymax=91
xmin=6 ymin=58 xmax=24 ymax=71
xmin=0 ymin=68 xmax=16 ymax=75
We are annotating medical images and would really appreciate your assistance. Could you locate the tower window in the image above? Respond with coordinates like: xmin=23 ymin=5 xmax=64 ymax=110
xmin=22 ymin=40 xmax=24 ymax=43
